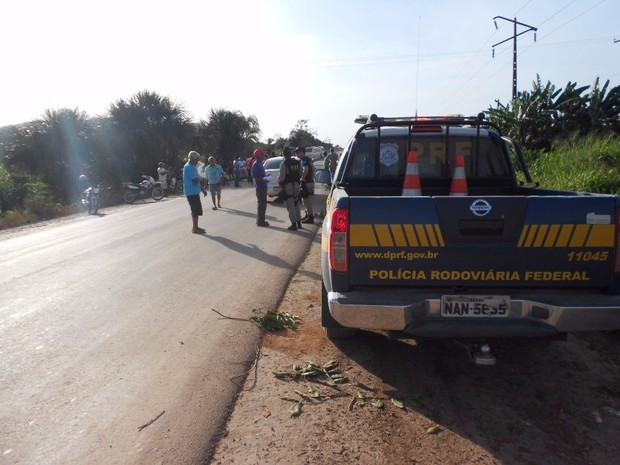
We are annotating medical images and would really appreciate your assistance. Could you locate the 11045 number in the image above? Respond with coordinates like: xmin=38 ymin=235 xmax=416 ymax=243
xmin=567 ymin=251 xmax=609 ymax=262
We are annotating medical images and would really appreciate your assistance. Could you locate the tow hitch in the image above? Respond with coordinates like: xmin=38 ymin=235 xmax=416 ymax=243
xmin=472 ymin=343 xmax=496 ymax=365
xmin=455 ymin=341 xmax=496 ymax=365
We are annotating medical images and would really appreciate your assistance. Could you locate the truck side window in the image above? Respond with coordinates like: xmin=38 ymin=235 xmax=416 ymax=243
xmin=348 ymin=139 xmax=375 ymax=178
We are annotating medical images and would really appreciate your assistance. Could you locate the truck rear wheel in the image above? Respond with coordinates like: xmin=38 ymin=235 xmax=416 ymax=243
xmin=322 ymin=283 xmax=356 ymax=339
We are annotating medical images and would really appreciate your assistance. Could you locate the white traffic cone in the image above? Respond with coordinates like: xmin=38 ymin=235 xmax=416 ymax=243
xmin=402 ymin=150 xmax=422 ymax=196
xmin=450 ymin=155 xmax=468 ymax=196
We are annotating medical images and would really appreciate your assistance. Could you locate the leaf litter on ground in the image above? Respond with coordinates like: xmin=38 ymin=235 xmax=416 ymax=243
xmin=250 ymin=310 xmax=300 ymax=331
xmin=273 ymin=359 xmax=408 ymax=417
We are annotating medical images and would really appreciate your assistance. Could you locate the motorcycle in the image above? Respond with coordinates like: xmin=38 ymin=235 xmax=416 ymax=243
xmin=170 ymin=173 xmax=183 ymax=194
xmin=122 ymin=175 xmax=165 ymax=204
xmin=81 ymin=184 xmax=101 ymax=214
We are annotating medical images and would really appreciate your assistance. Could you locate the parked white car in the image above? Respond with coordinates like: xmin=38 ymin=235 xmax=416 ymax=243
xmin=304 ymin=146 xmax=325 ymax=161
xmin=263 ymin=156 xmax=300 ymax=197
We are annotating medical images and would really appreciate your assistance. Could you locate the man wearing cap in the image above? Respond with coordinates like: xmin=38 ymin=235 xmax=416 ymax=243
xmin=296 ymin=147 xmax=316 ymax=224
xmin=183 ymin=150 xmax=205 ymax=234
xmin=278 ymin=147 xmax=303 ymax=230
xmin=251 ymin=149 xmax=269 ymax=227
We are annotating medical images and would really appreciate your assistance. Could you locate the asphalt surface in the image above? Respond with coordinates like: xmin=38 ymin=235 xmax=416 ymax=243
xmin=0 ymin=184 xmax=323 ymax=465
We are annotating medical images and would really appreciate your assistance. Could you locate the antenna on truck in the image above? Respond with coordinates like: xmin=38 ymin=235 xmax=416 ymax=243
xmin=414 ymin=16 xmax=421 ymax=118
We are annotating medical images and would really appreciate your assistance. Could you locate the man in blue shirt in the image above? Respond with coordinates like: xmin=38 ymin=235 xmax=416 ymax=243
xmin=183 ymin=151 xmax=205 ymax=234
xmin=205 ymin=156 xmax=225 ymax=210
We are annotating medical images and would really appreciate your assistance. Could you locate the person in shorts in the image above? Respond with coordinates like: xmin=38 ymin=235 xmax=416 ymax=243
xmin=183 ymin=151 xmax=205 ymax=234
xmin=205 ymin=156 xmax=225 ymax=210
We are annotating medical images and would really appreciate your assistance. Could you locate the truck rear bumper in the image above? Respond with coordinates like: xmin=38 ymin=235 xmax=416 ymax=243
xmin=328 ymin=290 xmax=620 ymax=338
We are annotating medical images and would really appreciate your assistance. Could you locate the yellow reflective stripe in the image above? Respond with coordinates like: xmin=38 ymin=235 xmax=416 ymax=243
xmin=533 ymin=224 xmax=548 ymax=247
xmin=353 ymin=223 xmax=614 ymax=249
xmin=543 ymin=224 xmax=561 ymax=247
xmin=404 ymin=224 xmax=419 ymax=246
xmin=518 ymin=225 xmax=529 ymax=247
xmin=425 ymin=224 xmax=439 ymax=247
xmin=519 ymin=223 xmax=614 ymax=248
xmin=556 ymin=224 xmax=574 ymax=247
xmin=433 ymin=224 xmax=445 ymax=246
xmin=375 ymin=224 xmax=394 ymax=246
xmin=523 ymin=224 xmax=538 ymax=247
xmin=586 ymin=224 xmax=615 ymax=247
xmin=390 ymin=224 xmax=407 ymax=246
xmin=350 ymin=224 xmax=377 ymax=246
xmin=415 ymin=224 xmax=430 ymax=246
xmin=570 ymin=224 xmax=589 ymax=247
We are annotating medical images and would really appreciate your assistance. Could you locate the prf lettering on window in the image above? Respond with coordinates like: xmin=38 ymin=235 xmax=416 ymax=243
xmin=409 ymin=141 xmax=473 ymax=165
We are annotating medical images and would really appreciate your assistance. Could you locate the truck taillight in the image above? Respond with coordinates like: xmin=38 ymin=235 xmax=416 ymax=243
xmin=329 ymin=208 xmax=349 ymax=272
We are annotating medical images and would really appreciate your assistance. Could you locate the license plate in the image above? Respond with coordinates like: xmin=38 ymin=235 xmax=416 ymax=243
xmin=441 ymin=295 xmax=510 ymax=317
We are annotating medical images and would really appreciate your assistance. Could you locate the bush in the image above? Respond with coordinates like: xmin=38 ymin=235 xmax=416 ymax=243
xmin=529 ymin=133 xmax=620 ymax=193
xmin=0 ymin=209 xmax=37 ymax=229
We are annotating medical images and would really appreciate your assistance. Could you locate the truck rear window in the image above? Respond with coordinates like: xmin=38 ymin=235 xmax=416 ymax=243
xmin=346 ymin=134 xmax=511 ymax=179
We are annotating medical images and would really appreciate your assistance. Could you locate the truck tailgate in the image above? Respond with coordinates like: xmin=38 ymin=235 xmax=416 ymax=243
xmin=348 ymin=196 xmax=616 ymax=289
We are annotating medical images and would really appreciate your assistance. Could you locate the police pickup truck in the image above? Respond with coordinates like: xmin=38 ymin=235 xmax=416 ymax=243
xmin=321 ymin=113 xmax=620 ymax=355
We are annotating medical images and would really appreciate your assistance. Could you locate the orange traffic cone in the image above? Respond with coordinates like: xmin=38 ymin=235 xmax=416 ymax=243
xmin=450 ymin=155 xmax=468 ymax=196
xmin=402 ymin=150 xmax=422 ymax=196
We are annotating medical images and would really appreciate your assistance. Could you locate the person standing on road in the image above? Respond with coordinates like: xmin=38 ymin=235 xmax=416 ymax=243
xmin=278 ymin=146 xmax=302 ymax=231
xmin=205 ymin=156 xmax=225 ymax=210
xmin=246 ymin=154 xmax=255 ymax=186
xmin=183 ymin=151 xmax=205 ymax=234
xmin=325 ymin=148 xmax=339 ymax=180
xmin=234 ymin=157 xmax=244 ymax=187
xmin=296 ymin=147 xmax=316 ymax=224
xmin=251 ymin=149 xmax=269 ymax=227
xmin=157 ymin=162 xmax=169 ymax=192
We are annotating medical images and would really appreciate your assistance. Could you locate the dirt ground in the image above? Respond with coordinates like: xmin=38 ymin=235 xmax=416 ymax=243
xmin=209 ymin=234 xmax=620 ymax=465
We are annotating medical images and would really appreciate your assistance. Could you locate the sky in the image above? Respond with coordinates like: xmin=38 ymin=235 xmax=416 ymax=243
xmin=1 ymin=0 xmax=618 ymax=147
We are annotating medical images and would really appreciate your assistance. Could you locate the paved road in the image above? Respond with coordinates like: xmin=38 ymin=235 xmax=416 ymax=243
xmin=0 ymin=185 xmax=322 ymax=465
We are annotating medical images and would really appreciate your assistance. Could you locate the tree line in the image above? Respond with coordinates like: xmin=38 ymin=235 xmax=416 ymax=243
xmin=0 ymin=90 xmax=330 ymax=216
xmin=0 ymin=76 xmax=618 ymax=222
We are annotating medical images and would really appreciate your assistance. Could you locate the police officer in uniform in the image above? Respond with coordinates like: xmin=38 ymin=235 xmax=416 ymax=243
xmin=278 ymin=146 xmax=303 ymax=230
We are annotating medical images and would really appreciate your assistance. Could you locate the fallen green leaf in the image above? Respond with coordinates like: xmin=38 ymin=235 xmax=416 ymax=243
xmin=251 ymin=310 xmax=300 ymax=331
xmin=391 ymin=398 xmax=405 ymax=409
xmin=289 ymin=402 xmax=302 ymax=417
xmin=426 ymin=425 xmax=440 ymax=434
xmin=371 ymin=399 xmax=385 ymax=409
xmin=323 ymin=360 xmax=339 ymax=370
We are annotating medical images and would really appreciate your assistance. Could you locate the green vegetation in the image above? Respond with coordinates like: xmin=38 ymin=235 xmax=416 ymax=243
xmin=0 ymin=91 xmax=338 ymax=229
xmin=529 ymin=133 xmax=620 ymax=193
xmin=0 ymin=75 xmax=618 ymax=229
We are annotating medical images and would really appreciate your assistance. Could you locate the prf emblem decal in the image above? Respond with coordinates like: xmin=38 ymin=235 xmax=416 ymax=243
xmin=379 ymin=143 xmax=399 ymax=167
xmin=470 ymin=199 xmax=491 ymax=217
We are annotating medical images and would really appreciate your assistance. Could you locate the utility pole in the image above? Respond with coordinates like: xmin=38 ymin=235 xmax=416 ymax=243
xmin=492 ymin=16 xmax=537 ymax=100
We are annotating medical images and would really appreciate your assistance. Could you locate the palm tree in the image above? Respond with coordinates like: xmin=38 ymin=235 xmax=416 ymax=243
xmin=202 ymin=109 xmax=261 ymax=164
xmin=108 ymin=91 xmax=192 ymax=180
